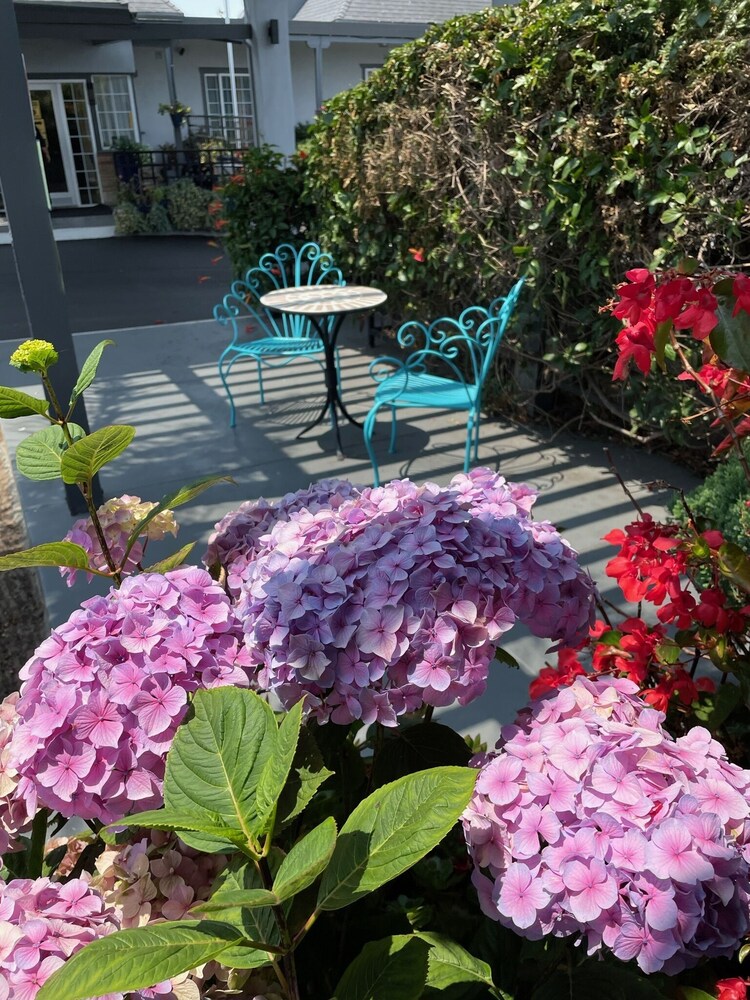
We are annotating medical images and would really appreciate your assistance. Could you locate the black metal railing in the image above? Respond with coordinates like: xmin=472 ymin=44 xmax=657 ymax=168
xmin=186 ymin=114 xmax=254 ymax=149
xmin=112 ymin=146 xmax=247 ymax=192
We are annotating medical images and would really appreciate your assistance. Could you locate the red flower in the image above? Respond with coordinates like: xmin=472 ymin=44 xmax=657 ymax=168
xmin=529 ymin=649 xmax=586 ymax=698
xmin=297 ymin=149 xmax=308 ymax=160
xmin=613 ymin=321 xmax=656 ymax=380
xmin=716 ymin=977 xmax=748 ymax=1000
xmin=673 ymin=287 xmax=719 ymax=340
xmin=408 ymin=247 xmax=426 ymax=263
xmin=592 ymin=617 xmax=665 ymax=684
xmin=677 ymin=363 xmax=731 ymax=396
xmin=612 ymin=268 xmax=655 ymax=325
xmin=604 ymin=516 xmax=687 ymax=606
xmin=653 ymin=277 xmax=693 ymax=322
xmin=732 ymin=274 xmax=750 ymax=317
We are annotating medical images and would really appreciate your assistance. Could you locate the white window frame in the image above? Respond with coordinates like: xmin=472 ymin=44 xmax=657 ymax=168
xmin=92 ymin=74 xmax=140 ymax=149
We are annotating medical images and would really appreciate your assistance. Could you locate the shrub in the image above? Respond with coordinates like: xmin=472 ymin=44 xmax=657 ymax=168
xmin=216 ymin=144 xmax=312 ymax=276
xmin=166 ymin=177 xmax=213 ymax=231
xmin=673 ymin=443 xmax=750 ymax=552
xmin=303 ymin=0 xmax=750 ymax=449
xmin=112 ymin=201 xmax=148 ymax=236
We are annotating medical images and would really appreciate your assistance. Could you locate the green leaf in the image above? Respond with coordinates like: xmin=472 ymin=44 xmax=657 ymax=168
xmin=101 ymin=808 xmax=247 ymax=850
xmin=372 ymin=722 xmax=472 ymax=788
xmin=276 ymin=725 xmax=334 ymax=829
xmin=333 ymin=935 xmax=430 ymax=1000
xmin=141 ymin=542 xmax=196 ymax=574
xmin=417 ymin=932 xmax=497 ymax=995
xmin=660 ymin=206 xmax=684 ymax=224
xmin=70 ymin=339 xmax=114 ymax=407
xmin=494 ymin=648 xmax=520 ymax=668
xmin=163 ymin=687 xmax=278 ymax=853
xmin=191 ymin=889 xmax=278 ymax=914
xmin=707 ymin=681 xmax=742 ymax=730
xmin=317 ymin=767 xmax=476 ymax=911
xmin=125 ymin=475 xmax=234 ymax=552
xmin=256 ymin=700 xmax=303 ymax=833
xmin=60 ymin=424 xmax=135 ymax=484
xmin=0 ymin=541 xmax=91 ymax=573
xmin=711 ymin=301 xmax=750 ymax=372
xmin=680 ymin=991 xmax=715 ymax=1000
xmin=35 ymin=920 xmax=244 ymax=1000
xmin=718 ymin=540 xmax=750 ymax=594
xmin=0 ymin=386 xmax=49 ymax=419
xmin=16 ymin=423 xmax=85 ymax=480
xmin=207 ymin=856 xmax=281 ymax=967
xmin=273 ymin=817 xmax=337 ymax=901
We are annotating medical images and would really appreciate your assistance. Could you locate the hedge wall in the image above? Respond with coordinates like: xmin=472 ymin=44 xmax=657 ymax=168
xmin=303 ymin=0 xmax=750 ymax=448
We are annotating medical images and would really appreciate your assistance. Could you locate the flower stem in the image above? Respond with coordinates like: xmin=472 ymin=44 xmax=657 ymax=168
xmin=28 ymin=808 xmax=49 ymax=878
xmin=257 ymin=856 xmax=301 ymax=1000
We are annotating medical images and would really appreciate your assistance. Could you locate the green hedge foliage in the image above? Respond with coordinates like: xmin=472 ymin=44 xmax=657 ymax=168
xmin=302 ymin=0 xmax=750 ymax=447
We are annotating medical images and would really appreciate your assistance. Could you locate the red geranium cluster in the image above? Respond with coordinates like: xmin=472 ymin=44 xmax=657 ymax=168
xmin=530 ymin=513 xmax=750 ymax=712
xmin=609 ymin=267 xmax=750 ymax=454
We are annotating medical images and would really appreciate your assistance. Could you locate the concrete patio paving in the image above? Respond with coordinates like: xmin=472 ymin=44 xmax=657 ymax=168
xmin=1 ymin=317 xmax=697 ymax=744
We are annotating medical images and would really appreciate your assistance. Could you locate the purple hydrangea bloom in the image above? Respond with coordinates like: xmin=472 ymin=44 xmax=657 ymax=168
xmin=462 ymin=676 xmax=750 ymax=973
xmin=216 ymin=469 xmax=595 ymax=726
xmin=9 ymin=568 xmax=251 ymax=825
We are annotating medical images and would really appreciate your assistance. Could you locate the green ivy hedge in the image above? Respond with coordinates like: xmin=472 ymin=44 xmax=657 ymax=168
xmin=302 ymin=0 xmax=750 ymax=449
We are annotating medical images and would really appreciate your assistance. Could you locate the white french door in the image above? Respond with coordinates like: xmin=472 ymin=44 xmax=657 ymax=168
xmin=29 ymin=81 xmax=100 ymax=208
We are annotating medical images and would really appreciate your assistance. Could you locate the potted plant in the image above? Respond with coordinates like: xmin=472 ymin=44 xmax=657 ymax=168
xmin=158 ymin=101 xmax=192 ymax=128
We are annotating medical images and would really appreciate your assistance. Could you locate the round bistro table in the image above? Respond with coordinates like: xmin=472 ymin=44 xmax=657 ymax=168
xmin=259 ymin=284 xmax=387 ymax=452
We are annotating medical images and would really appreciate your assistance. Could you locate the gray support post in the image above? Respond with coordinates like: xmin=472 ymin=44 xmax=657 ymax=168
xmin=0 ymin=2 xmax=98 ymax=515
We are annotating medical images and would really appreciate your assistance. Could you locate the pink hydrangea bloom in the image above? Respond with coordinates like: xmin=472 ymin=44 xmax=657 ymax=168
xmin=0 ymin=694 xmax=32 ymax=858
xmin=61 ymin=495 xmax=178 ymax=586
xmin=216 ymin=470 xmax=594 ymax=725
xmin=462 ymin=676 xmax=750 ymax=973
xmin=0 ymin=876 xmax=182 ymax=1000
xmin=9 ymin=568 xmax=251 ymax=824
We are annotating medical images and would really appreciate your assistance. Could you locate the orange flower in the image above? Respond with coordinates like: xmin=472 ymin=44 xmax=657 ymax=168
xmin=408 ymin=247 xmax=425 ymax=263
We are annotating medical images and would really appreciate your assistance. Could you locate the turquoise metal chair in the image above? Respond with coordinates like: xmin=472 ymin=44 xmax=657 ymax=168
xmin=215 ymin=241 xmax=344 ymax=427
xmin=363 ymin=279 xmax=525 ymax=486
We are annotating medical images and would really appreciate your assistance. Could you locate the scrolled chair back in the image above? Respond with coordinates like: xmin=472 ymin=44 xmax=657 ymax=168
xmin=213 ymin=241 xmax=344 ymax=342
xmin=395 ymin=278 xmax=525 ymax=390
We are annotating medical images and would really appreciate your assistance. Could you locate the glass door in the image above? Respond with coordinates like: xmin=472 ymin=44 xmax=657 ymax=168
xmin=29 ymin=85 xmax=78 ymax=206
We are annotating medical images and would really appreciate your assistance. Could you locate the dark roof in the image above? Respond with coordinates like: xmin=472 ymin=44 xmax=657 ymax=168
xmin=293 ymin=0 xmax=493 ymax=22
xmin=14 ymin=0 xmax=183 ymax=16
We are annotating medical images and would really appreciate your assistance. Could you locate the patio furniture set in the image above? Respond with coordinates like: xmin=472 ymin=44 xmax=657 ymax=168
xmin=214 ymin=242 xmax=524 ymax=485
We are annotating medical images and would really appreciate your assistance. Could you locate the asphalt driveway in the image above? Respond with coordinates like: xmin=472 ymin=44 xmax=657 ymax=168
xmin=0 ymin=235 xmax=235 ymax=341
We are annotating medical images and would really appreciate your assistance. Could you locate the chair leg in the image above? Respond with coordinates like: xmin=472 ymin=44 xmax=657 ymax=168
xmin=388 ymin=405 xmax=398 ymax=454
xmin=364 ymin=405 xmax=383 ymax=488
xmin=218 ymin=352 xmax=238 ymax=428
xmin=464 ymin=412 xmax=475 ymax=473
xmin=257 ymin=360 xmax=266 ymax=405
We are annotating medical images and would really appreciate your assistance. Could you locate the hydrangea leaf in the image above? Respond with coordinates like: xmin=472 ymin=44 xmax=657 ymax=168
xmin=0 ymin=386 xmax=49 ymax=419
xmin=125 ymin=474 xmax=235 ymax=552
xmin=272 ymin=817 xmax=337 ymax=901
xmin=416 ymin=932 xmax=500 ymax=995
xmin=190 ymin=889 xmax=279 ymax=914
xmin=35 ymin=921 xmax=245 ymax=1000
xmin=206 ymin=855 xmax=281 ymax=968
xmin=317 ymin=767 xmax=476 ymax=911
xmin=275 ymin=724 xmax=334 ymax=829
xmin=141 ymin=541 xmax=196 ymax=574
xmin=60 ymin=424 xmax=135 ymax=484
xmin=101 ymin=808 xmax=247 ymax=852
xmin=69 ymin=339 xmax=114 ymax=407
xmin=256 ymin=700 xmax=303 ymax=833
xmin=16 ymin=423 xmax=85 ymax=480
xmin=332 ymin=935 xmax=430 ymax=1000
xmin=163 ymin=687 xmax=278 ymax=853
xmin=707 ymin=681 xmax=743 ymax=731
xmin=0 ymin=541 xmax=91 ymax=573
